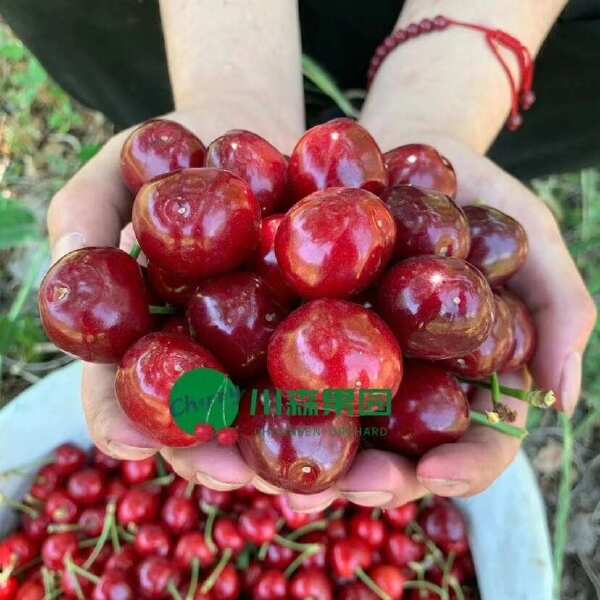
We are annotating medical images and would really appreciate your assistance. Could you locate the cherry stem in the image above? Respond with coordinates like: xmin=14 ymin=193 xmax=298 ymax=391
xmin=202 ymin=504 xmax=218 ymax=554
xmin=67 ymin=558 xmax=101 ymax=585
xmin=47 ymin=523 xmax=80 ymax=534
xmin=129 ymin=242 xmax=141 ymax=259
xmin=273 ymin=533 xmax=322 ymax=553
xmin=184 ymin=481 xmax=195 ymax=499
xmin=403 ymin=580 xmax=449 ymax=599
xmin=371 ymin=507 xmax=382 ymax=520
xmin=441 ymin=551 xmax=456 ymax=594
xmin=286 ymin=518 xmax=328 ymax=541
xmin=83 ymin=500 xmax=116 ymax=570
xmin=490 ymin=372 xmax=501 ymax=412
xmin=41 ymin=567 xmax=56 ymax=597
xmin=200 ymin=548 xmax=232 ymax=594
xmin=185 ymin=558 xmax=200 ymax=600
xmin=470 ymin=410 xmax=528 ymax=439
xmin=155 ymin=454 xmax=167 ymax=477
xmin=146 ymin=473 xmax=176 ymax=487
xmin=0 ymin=456 xmax=52 ymax=481
xmin=461 ymin=378 xmax=556 ymax=408
xmin=283 ymin=545 xmax=322 ymax=579
xmin=168 ymin=581 xmax=184 ymax=600
xmin=149 ymin=304 xmax=177 ymax=315
xmin=13 ymin=556 xmax=41 ymax=577
xmin=0 ymin=564 xmax=14 ymax=585
xmin=356 ymin=567 xmax=392 ymax=600
xmin=257 ymin=541 xmax=269 ymax=561
xmin=110 ymin=517 xmax=121 ymax=552
xmin=0 ymin=492 xmax=39 ymax=518
xmin=117 ymin=525 xmax=136 ymax=543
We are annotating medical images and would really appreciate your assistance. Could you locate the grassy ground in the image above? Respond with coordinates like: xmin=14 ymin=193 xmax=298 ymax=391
xmin=1 ymin=20 xmax=599 ymax=599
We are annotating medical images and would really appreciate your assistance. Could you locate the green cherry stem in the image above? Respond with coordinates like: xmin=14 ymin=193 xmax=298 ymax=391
xmin=202 ymin=504 xmax=219 ymax=555
xmin=83 ymin=500 xmax=116 ymax=570
xmin=286 ymin=519 xmax=329 ymax=542
xmin=129 ymin=243 xmax=141 ymax=260
xmin=185 ymin=558 xmax=200 ymax=600
xmin=0 ymin=492 xmax=39 ymax=518
xmin=168 ymin=581 xmax=184 ymax=600
xmin=67 ymin=559 xmax=101 ymax=585
xmin=149 ymin=304 xmax=177 ymax=315
xmin=356 ymin=567 xmax=392 ymax=600
xmin=273 ymin=533 xmax=322 ymax=553
xmin=200 ymin=548 xmax=233 ymax=595
xmin=461 ymin=378 xmax=556 ymax=408
xmin=403 ymin=580 xmax=449 ymax=599
xmin=283 ymin=545 xmax=322 ymax=579
xmin=470 ymin=410 xmax=528 ymax=440
xmin=257 ymin=542 xmax=269 ymax=561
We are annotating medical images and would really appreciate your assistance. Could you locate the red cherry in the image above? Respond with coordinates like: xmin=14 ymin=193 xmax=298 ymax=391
xmin=21 ymin=513 xmax=51 ymax=542
xmin=289 ymin=567 xmax=333 ymax=600
xmin=211 ymin=563 xmax=241 ymax=600
xmin=91 ymin=448 xmax=121 ymax=472
xmin=29 ymin=464 xmax=61 ymax=501
xmin=45 ymin=490 xmax=79 ymax=524
xmin=195 ymin=424 xmax=215 ymax=443
xmin=117 ymin=488 xmax=160 ymax=526
xmin=54 ymin=444 xmax=87 ymax=477
xmin=499 ymin=290 xmax=536 ymax=371
xmin=418 ymin=498 xmax=469 ymax=555
xmin=383 ymin=531 xmax=426 ymax=567
xmin=327 ymin=519 xmax=348 ymax=541
xmin=187 ymin=272 xmax=286 ymax=379
xmin=0 ymin=534 xmax=38 ymax=570
xmin=384 ymin=143 xmax=457 ymax=198
xmin=67 ymin=468 xmax=105 ymax=506
xmin=441 ymin=294 xmax=515 ymax=379
xmin=133 ymin=168 xmax=260 ymax=279
xmin=105 ymin=546 xmax=137 ymax=573
xmin=237 ymin=384 xmax=360 ymax=494
xmin=134 ymin=524 xmax=172 ymax=558
xmin=121 ymin=457 xmax=158 ymax=485
xmin=115 ymin=332 xmax=224 ymax=447
xmin=161 ymin=496 xmax=199 ymax=535
xmin=243 ymin=563 xmax=263 ymax=593
xmin=161 ymin=316 xmax=191 ymax=337
xmin=274 ymin=187 xmax=396 ymax=299
xmin=105 ymin=478 xmax=127 ymax=503
xmin=288 ymin=118 xmax=387 ymax=201
xmin=92 ymin=569 xmax=135 ymax=600
xmin=272 ymin=495 xmax=317 ymax=530
xmin=349 ymin=514 xmax=386 ymax=549
xmin=0 ymin=577 xmax=18 ymax=600
xmin=120 ymin=118 xmax=206 ymax=194
xmin=263 ymin=544 xmax=294 ymax=570
xmin=41 ymin=532 xmax=78 ymax=570
xmin=267 ymin=299 xmax=403 ymax=401
xmin=248 ymin=214 xmax=298 ymax=309
xmin=205 ymin=129 xmax=289 ymax=216
xmin=298 ymin=532 xmax=327 ymax=570
xmin=252 ymin=570 xmax=288 ymax=600
xmin=369 ymin=565 xmax=407 ymax=600
xmin=383 ymin=502 xmax=418 ymax=530
xmin=39 ymin=248 xmax=154 ymax=362
xmin=78 ymin=507 xmax=106 ymax=537
xmin=239 ymin=509 xmax=277 ymax=545
xmin=137 ymin=556 xmax=181 ymax=599
xmin=213 ymin=518 xmax=245 ymax=554
xmin=330 ymin=537 xmax=372 ymax=580
xmin=146 ymin=263 xmax=199 ymax=307
xmin=197 ymin=487 xmax=233 ymax=511
xmin=364 ymin=361 xmax=469 ymax=456
xmin=338 ymin=582 xmax=378 ymax=600
xmin=376 ymin=256 xmax=495 ymax=360
xmin=174 ymin=533 xmax=215 ymax=570
xmin=60 ymin=552 xmax=95 ymax=598
xmin=383 ymin=185 xmax=470 ymax=259
xmin=14 ymin=580 xmax=44 ymax=600
xmin=216 ymin=427 xmax=239 ymax=447
xmin=464 ymin=205 xmax=528 ymax=286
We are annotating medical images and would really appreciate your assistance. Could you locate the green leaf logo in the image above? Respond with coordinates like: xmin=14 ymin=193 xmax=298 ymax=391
xmin=170 ymin=368 xmax=240 ymax=434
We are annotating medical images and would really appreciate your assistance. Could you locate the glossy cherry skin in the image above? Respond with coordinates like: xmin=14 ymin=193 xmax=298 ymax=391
xmin=161 ymin=496 xmax=199 ymax=534
xmin=133 ymin=168 xmax=261 ymax=279
xmin=0 ymin=577 xmax=18 ymax=600
xmin=39 ymin=248 xmax=154 ymax=362
xmin=92 ymin=448 xmax=121 ymax=472
xmin=275 ymin=187 xmax=396 ymax=299
xmin=120 ymin=118 xmax=206 ymax=194
xmin=134 ymin=524 xmax=172 ymax=558
xmin=441 ymin=294 xmax=515 ymax=379
xmin=66 ymin=468 xmax=105 ymax=506
xmin=384 ymin=532 xmax=426 ymax=567
xmin=41 ymin=533 xmax=78 ymax=570
xmin=376 ymin=256 xmax=495 ymax=360
xmin=115 ymin=332 xmax=224 ymax=447
xmin=121 ymin=456 xmax=157 ymax=485
xmin=418 ymin=498 xmax=469 ymax=556
xmin=30 ymin=464 xmax=61 ymax=501
xmin=16 ymin=580 xmax=45 ymax=600
xmin=197 ymin=487 xmax=233 ymax=511
xmin=105 ymin=546 xmax=137 ymax=574
xmin=248 ymin=214 xmax=298 ymax=309
xmin=263 ymin=544 xmax=294 ymax=570
xmin=290 ymin=568 xmax=333 ymax=600
xmin=339 ymin=583 xmax=378 ymax=600
xmin=383 ymin=502 xmax=418 ymax=530
xmin=364 ymin=361 xmax=469 ymax=456
xmin=499 ymin=289 xmax=536 ymax=371
xmin=267 ymin=299 xmax=403 ymax=400
xmin=54 ymin=444 xmax=87 ymax=476
xmin=464 ymin=205 xmax=528 ymax=286
xmin=187 ymin=272 xmax=286 ymax=379
xmin=239 ymin=508 xmax=278 ymax=545
xmin=146 ymin=262 xmax=198 ymax=307
xmin=1 ymin=534 xmax=38 ymax=571
xmin=21 ymin=513 xmax=51 ymax=542
xmin=349 ymin=514 xmax=386 ymax=549
xmin=211 ymin=563 xmax=241 ymax=600
xmin=174 ymin=533 xmax=215 ymax=570
xmin=205 ymin=129 xmax=288 ymax=216
xmin=237 ymin=385 xmax=360 ymax=494
xmin=77 ymin=507 xmax=106 ymax=537
xmin=117 ymin=489 xmax=160 ymax=526
xmin=384 ymin=143 xmax=457 ymax=198
xmin=253 ymin=570 xmax=288 ymax=600
xmin=330 ymin=537 xmax=373 ymax=580
xmin=288 ymin=118 xmax=387 ymax=201
xmin=213 ymin=518 xmax=245 ymax=554
xmin=92 ymin=570 xmax=135 ymax=600
xmin=382 ymin=185 xmax=470 ymax=259
xmin=369 ymin=565 xmax=407 ymax=600
xmin=45 ymin=490 xmax=79 ymax=524
xmin=137 ymin=556 xmax=181 ymax=599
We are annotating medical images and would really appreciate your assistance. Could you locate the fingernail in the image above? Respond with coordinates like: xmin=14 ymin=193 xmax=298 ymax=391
xmin=252 ymin=476 xmax=283 ymax=495
xmin=559 ymin=351 xmax=582 ymax=417
xmin=52 ymin=232 xmax=85 ymax=263
xmin=417 ymin=477 xmax=470 ymax=496
xmin=287 ymin=498 xmax=335 ymax=514
xmin=106 ymin=440 xmax=156 ymax=460
xmin=196 ymin=472 xmax=241 ymax=492
xmin=340 ymin=491 xmax=394 ymax=506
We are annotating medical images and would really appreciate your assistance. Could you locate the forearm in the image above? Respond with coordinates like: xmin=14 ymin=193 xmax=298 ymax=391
xmin=159 ymin=0 xmax=304 ymax=152
xmin=360 ymin=0 xmax=567 ymax=153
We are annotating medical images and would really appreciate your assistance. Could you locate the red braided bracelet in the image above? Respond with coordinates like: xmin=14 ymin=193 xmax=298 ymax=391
xmin=367 ymin=15 xmax=535 ymax=132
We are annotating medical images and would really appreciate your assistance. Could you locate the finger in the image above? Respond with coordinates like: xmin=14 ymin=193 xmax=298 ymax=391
xmin=251 ymin=476 xmax=285 ymax=495
xmin=416 ymin=370 xmax=529 ymax=497
xmin=161 ymin=442 xmax=254 ymax=491
xmin=336 ymin=449 xmax=427 ymax=508
xmin=284 ymin=489 xmax=338 ymax=514
xmin=81 ymin=363 xmax=159 ymax=460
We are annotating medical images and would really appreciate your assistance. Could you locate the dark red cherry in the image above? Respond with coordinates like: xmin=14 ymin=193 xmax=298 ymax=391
xmin=45 ymin=490 xmax=79 ymax=524
xmin=187 ymin=272 xmax=286 ymax=379
xmin=330 ymin=537 xmax=372 ymax=580
xmin=418 ymin=498 xmax=469 ymax=555
xmin=197 ymin=487 xmax=233 ymax=511
xmin=213 ymin=518 xmax=245 ymax=554
xmin=161 ymin=316 xmax=191 ymax=337
xmin=133 ymin=168 xmax=260 ymax=279
xmin=464 ymin=205 xmax=528 ymax=286
xmin=54 ymin=444 xmax=87 ymax=477
xmin=382 ymin=185 xmax=470 ymax=259
xmin=78 ymin=507 xmax=106 ymax=537
xmin=338 ymin=583 xmax=378 ymax=600
xmin=22 ymin=513 xmax=51 ymax=542
xmin=121 ymin=457 xmax=157 ymax=485
xmin=41 ymin=532 xmax=78 ymax=570
xmin=383 ymin=502 xmax=417 ymax=530
xmin=115 ymin=332 xmax=224 ymax=447
xmin=289 ymin=568 xmax=333 ymax=600
xmin=120 ymin=118 xmax=206 ymax=194
xmin=117 ymin=488 xmax=160 ymax=526
xmin=364 ymin=361 xmax=469 ymax=456
xmin=263 ymin=544 xmax=294 ymax=570
xmin=1 ymin=533 xmax=38 ymax=570
xmin=253 ymin=570 xmax=288 ymax=600
xmin=205 ymin=129 xmax=288 ymax=216
xmin=146 ymin=263 xmax=198 ymax=307
xmin=267 ymin=299 xmax=403 ymax=401
xmin=441 ymin=294 xmax=515 ymax=379
xmin=274 ymin=187 xmax=396 ymax=299
xmin=39 ymin=248 xmax=153 ymax=362
xmin=272 ymin=495 xmax=318 ymax=530
xmin=383 ymin=532 xmax=425 ymax=567
xmin=60 ymin=553 xmax=95 ymax=598
xmin=288 ymin=118 xmax=387 ymax=201
xmin=174 ymin=533 xmax=215 ymax=570
xmin=66 ymin=468 xmax=105 ymax=505
xmin=384 ymin=143 xmax=457 ymax=198
xmin=0 ymin=577 xmax=18 ymax=600
xmin=349 ymin=514 xmax=386 ymax=549
xmin=369 ymin=565 xmax=407 ymax=600
xmin=237 ymin=384 xmax=360 ymax=494
xmin=327 ymin=519 xmax=348 ymax=541
xmin=239 ymin=509 xmax=277 ymax=545
xmin=161 ymin=496 xmax=199 ymax=535
xmin=91 ymin=448 xmax=121 ymax=472
xmin=298 ymin=532 xmax=327 ymax=570
xmin=137 ymin=556 xmax=181 ymax=599
xmin=499 ymin=290 xmax=536 ymax=371
xmin=105 ymin=546 xmax=137 ymax=574
xmin=30 ymin=464 xmax=61 ymax=501
xmin=376 ymin=256 xmax=495 ymax=360
xmin=134 ymin=524 xmax=172 ymax=558
xmin=211 ymin=563 xmax=241 ymax=600
xmin=92 ymin=570 xmax=135 ymax=600
xmin=248 ymin=214 xmax=298 ymax=309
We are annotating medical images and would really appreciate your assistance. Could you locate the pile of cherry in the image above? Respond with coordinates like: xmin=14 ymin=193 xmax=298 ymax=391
xmin=38 ymin=117 xmax=550 ymax=496
xmin=0 ymin=444 xmax=477 ymax=599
